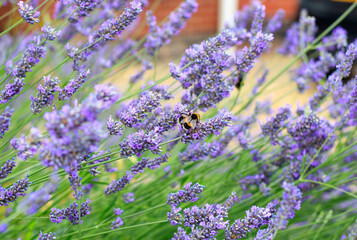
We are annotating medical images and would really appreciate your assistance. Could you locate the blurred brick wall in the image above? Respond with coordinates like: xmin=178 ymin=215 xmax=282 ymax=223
xmin=0 ymin=0 xmax=299 ymax=34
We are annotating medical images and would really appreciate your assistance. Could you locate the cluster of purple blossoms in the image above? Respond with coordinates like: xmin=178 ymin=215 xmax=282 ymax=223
xmin=10 ymin=26 xmax=59 ymax=80
xmin=41 ymin=25 xmax=61 ymax=41
xmin=261 ymin=104 xmax=292 ymax=145
xmin=250 ymin=1 xmax=265 ymax=37
xmin=38 ymin=231 xmax=56 ymax=240
xmin=265 ymin=9 xmax=285 ymax=33
xmin=59 ymin=69 xmax=91 ymax=100
xmin=236 ymin=31 xmax=274 ymax=73
xmin=123 ymin=192 xmax=135 ymax=204
xmin=65 ymin=1 xmax=142 ymax=71
xmin=111 ymin=208 xmax=124 ymax=229
xmin=180 ymin=109 xmax=232 ymax=143
xmin=18 ymin=1 xmax=40 ymax=24
xmin=279 ymin=9 xmax=317 ymax=55
xmin=239 ymin=173 xmax=271 ymax=196
xmin=105 ymin=154 xmax=169 ymax=196
xmin=118 ymin=129 xmax=162 ymax=158
xmin=170 ymin=191 xmax=239 ymax=239
xmin=0 ymin=158 xmax=16 ymax=180
xmin=30 ymin=75 xmax=61 ymax=114
xmin=225 ymin=202 xmax=276 ymax=239
xmin=255 ymin=182 xmax=302 ymax=239
xmin=287 ymin=113 xmax=335 ymax=156
xmin=20 ymin=175 xmax=59 ymax=215
xmin=0 ymin=78 xmax=25 ymax=104
xmin=107 ymin=115 xmax=123 ymax=136
xmin=88 ymin=1 xmax=142 ymax=47
xmin=144 ymin=0 xmax=198 ymax=55
xmin=170 ymin=29 xmax=236 ymax=110
xmin=49 ymin=198 xmax=91 ymax=225
xmin=0 ymin=107 xmax=14 ymax=138
xmin=71 ymin=0 xmax=103 ymax=23
xmin=118 ymin=91 xmax=162 ymax=127
xmin=327 ymin=43 xmax=357 ymax=87
xmin=178 ymin=141 xmax=224 ymax=164
xmin=347 ymin=82 xmax=357 ymax=126
xmin=0 ymin=176 xmax=31 ymax=207
xmin=11 ymin=128 xmax=42 ymax=161
xmin=167 ymin=182 xmax=205 ymax=207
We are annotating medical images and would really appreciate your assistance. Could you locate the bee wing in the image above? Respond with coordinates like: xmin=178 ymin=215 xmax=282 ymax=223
xmin=179 ymin=114 xmax=189 ymax=124
xmin=190 ymin=119 xmax=197 ymax=129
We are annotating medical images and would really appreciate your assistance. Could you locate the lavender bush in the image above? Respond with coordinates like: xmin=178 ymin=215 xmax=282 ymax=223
xmin=0 ymin=0 xmax=356 ymax=239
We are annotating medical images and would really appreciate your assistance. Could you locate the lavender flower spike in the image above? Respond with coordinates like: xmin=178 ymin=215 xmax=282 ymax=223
xmin=236 ymin=31 xmax=274 ymax=73
xmin=0 ymin=78 xmax=25 ymax=104
xmin=111 ymin=208 xmax=124 ymax=229
xmin=225 ymin=202 xmax=276 ymax=239
xmin=18 ymin=1 xmax=40 ymax=24
xmin=0 ymin=107 xmax=14 ymax=138
xmin=30 ymin=75 xmax=61 ymax=114
xmin=255 ymin=182 xmax=302 ymax=239
xmin=11 ymin=127 xmax=42 ymax=161
xmin=38 ymin=231 xmax=56 ymax=240
xmin=0 ymin=158 xmax=16 ymax=180
xmin=0 ymin=176 xmax=31 ymax=207
xmin=167 ymin=182 xmax=205 ymax=207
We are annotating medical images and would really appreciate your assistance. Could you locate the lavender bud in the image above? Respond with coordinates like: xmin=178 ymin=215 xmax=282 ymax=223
xmin=41 ymin=25 xmax=61 ymax=41
xmin=30 ymin=75 xmax=61 ymax=114
xmin=38 ymin=231 xmax=56 ymax=240
xmin=167 ymin=182 xmax=205 ymax=207
xmin=123 ymin=192 xmax=135 ymax=203
xmin=0 ymin=78 xmax=25 ymax=104
xmin=0 ymin=158 xmax=16 ymax=180
xmin=0 ymin=107 xmax=14 ymax=138
xmin=18 ymin=1 xmax=40 ymax=24
xmin=0 ymin=176 xmax=31 ymax=206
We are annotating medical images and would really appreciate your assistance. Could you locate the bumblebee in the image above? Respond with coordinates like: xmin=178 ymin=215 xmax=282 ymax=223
xmin=179 ymin=113 xmax=200 ymax=130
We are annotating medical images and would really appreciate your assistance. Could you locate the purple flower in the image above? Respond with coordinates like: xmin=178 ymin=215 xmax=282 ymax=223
xmin=255 ymin=182 xmax=302 ymax=239
xmin=167 ymin=182 xmax=205 ymax=207
xmin=94 ymin=84 xmax=119 ymax=109
xmin=41 ymin=25 xmax=61 ymax=41
xmin=319 ymin=26 xmax=348 ymax=51
xmin=265 ymin=9 xmax=285 ymax=33
xmin=71 ymin=0 xmax=103 ymax=23
xmin=348 ymin=82 xmax=357 ymax=126
xmin=260 ymin=104 xmax=292 ymax=145
xmin=180 ymin=109 xmax=232 ymax=143
xmin=12 ymin=36 xmax=47 ymax=78
xmin=38 ymin=231 xmax=56 ymax=240
xmin=0 ymin=78 xmax=25 ymax=104
xmin=287 ymin=113 xmax=335 ymax=156
xmin=30 ymin=75 xmax=61 ymax=114
xmin=123 ymin=192 xmax=135 ymax=204
xmin=250 ymin=1 xmax=266 ymax=37
xmin=170 ymin=30 xmax=236 ymax=110
xmin=114 ymin=208 xmax=123 ymax=216
xmin=88 ymin=1 xmax=142 ymax=46
xmin=171 ymin=227 xmax=190 ymax=240
xmin=118 ymin=91 xmax=162 ymax=127
xmin=105 ymin=171 xmax=134 ymax=196
xmin=0 ymin=176 xmax=31 ymax=206
xmin=0 ymin=158 xmax=16 ymax=180
xmin=225 ymin=202 xmax=276 ymax=239
xmin=327 ymin=43 xmax=357 ymax=87
xmin=11 ymin=128 xmax=42 ymax=161
xmin=111 ymin=217 xmax=124 ymax=229
xmin=59 ymin=69 xmax=91 ymax=100
xmin=279 ymin=9 xmax=317 ymax=55
xmin=0 ymin=107 xmax=14 ymax=138
xmin=119 ymin=129 xmax=162 ymax=158
xmin=111 ymin=208 xmax=124 ymax=229
xmin=18 ymin=1 xmax=40 ymax=24
xmin=107 ymin=115 xmax=123 ymax=135
xmin=20 ymin=175 xmax=59 ymax=215
xmin=144 ymin=0 xmax=198 ymax=55
xmin=236 ymin=31 xmax=273 ymax=73
xmin=0 ymin=223 xmax=8 ymax=233
xmin=178 ymin=141 xmax=224 ymax=164
xmin=49 ymin=198 xmax=91 ymax=225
